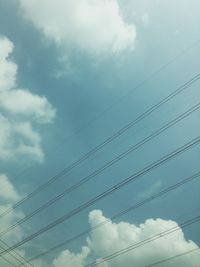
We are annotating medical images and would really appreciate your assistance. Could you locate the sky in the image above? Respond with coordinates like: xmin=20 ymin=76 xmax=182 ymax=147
xmin=0 ymin=0 xmax=200 ymax=266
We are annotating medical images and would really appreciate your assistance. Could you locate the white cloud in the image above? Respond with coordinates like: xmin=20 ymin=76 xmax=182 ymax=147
xmin=0 ymin=174 xmax=48 ymax=267
xmin=0 ymin=206 xmax=25 ymax=267
xmin=0 ymin=174 xmax=24 ymax=242
xmin=0 ymin=89 xmax=55 ymax=123
xmin=0 ymin=174 xmax=29 ymax=267
xmin=0 ymin=37 xmax=17 ymax=91
xmin=0 ymin=174 xmax=20 ymax=202
xmin=0 ymin=203 xmax=24 ymax=242
xmin=53 ymin=210 xmax=200 ymax=267
xmin=53 ymin=246 xmax=90 ymax=267
xmin=0 ymin=115 xmax=44 ymax=161
xmin=0 ymin=36 xmax=56 ymax=162
xmin=19 ymin=0 xmax=136 ymax=55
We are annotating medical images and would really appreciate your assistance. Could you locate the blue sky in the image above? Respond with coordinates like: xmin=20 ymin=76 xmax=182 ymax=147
xmin=0 ymin=0 xmax=200 ymax=266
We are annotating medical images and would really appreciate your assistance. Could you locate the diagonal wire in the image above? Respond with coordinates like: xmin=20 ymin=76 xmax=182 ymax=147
xmin=0 ymin=135 xmax=200 ymax=256
xmin=19 ymin=170 xmax=200 ymax=265
xmin=0 ymin=73 xmax=200 ymax=220
xmin=0 ymin=240 xmax=33 ymax=267
xmin=1 ymin=101 xmax=200 ymax=239
xmin=0 ymin=254 xmax=18 ymax=267
xmin=84 ymin=215 xmax=200 ymax=267
xmin=11 ymin=38 xmax=200 ymax=197
xmin=146 ymin=247 xmax=200 ymax=267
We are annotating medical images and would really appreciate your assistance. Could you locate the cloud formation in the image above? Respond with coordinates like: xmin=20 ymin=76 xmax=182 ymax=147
xmin=0 ymin=37 xmax=17 ymax=91
xmin=0 ymin=174 xmax=24 ymax=242
xmin=19 ymin=0 xmax=136 ymax=55
xmin=0 ymin=36 xmax=56 ymax=162
xmin=0 ymin=174 xmax=30 ymax=267
xmin=0 ymin=89 xmax=55 ymax=123
xmin=53 ymin=210 xmax=200 ymax=267
xmin=53 ymin=246 xmax=90 ymax=267
xmin=0 ymin=174 xmax=20 ymax=202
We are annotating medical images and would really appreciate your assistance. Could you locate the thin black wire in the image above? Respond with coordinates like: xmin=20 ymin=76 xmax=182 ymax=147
xmin=0 ymin=73 xmax=199 ymax=220
xmin=84 ymin=215 xmax=200 ymax=267
xmin=0 ymin=135 xmax=200 ymax=256
xmin=0 ymin=255 xmax=17 ymax=267
xmin=20 ymin=170 xmax=200 ymax=265
xmin=12 ymin=38 xmax=200 ymax=193
xmin=146 ymin=247 xmax=200 ymax=267
xmin=0 ymin=240 xmax=33 ymax=267
xmin=1 ymin=101 xmax=200 ymax=238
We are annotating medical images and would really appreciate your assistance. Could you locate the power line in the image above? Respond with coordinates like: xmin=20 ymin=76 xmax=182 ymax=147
xmin=1 ymin=102 xmax=200 ymax=239
xmin=0 ymin=135 xmax=200 ymax=256
xmin=84 ymin=215 xmax=200 ymax=267
xmin=146 ymin=247 xmax=200 ymax=267
xmin=11 ymin=38 xmax=200 ymax=196
xmin=0 ymin=255 xmax=17 ymax=267
xmin=0 ymin=239 xmax=33 ymax=267
xmin=47 ymin=39 xmax=200 ymax=156
xmin=0 ymin=73 xmax=199 ymax=220
xmin=20 ymin=170 xmax=200 ymax=265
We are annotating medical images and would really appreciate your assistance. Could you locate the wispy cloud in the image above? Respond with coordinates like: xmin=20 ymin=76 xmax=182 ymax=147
xmin=137 ymin=180 xmax=162 ymax=200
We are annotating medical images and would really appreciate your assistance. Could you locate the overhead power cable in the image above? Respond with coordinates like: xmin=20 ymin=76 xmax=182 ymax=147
xmin=0 ymin=255 xmax=17 ymax=267
xmin=12 ymin=38 xmax=200 ymax=196
xmin=146 ymin=247 xmax=200 ymax=267
xmin=84 ymin=215 xmax=200 ymax=267
xmin=0 ymin=239 xmax=33 ymax=267
xmin=0 ymin=135 xmax=200 ymax=256
xmin=0 ymin=73 xmax=200 ymax=220
xmin=1 ymin=102 xmax=200 ymax=239
xmin=19 ymin=170 xmax=200 ymax=265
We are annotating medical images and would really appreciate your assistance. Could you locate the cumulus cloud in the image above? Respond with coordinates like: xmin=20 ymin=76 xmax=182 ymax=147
xmin=19 ymin=0 xmax=136 ymax=55
xmin=0 ymin=37 xmax=17 ymax=91
xmin=0 ymin=201 xmax=24 ymax=243
xmin=53 ymin=246 xmax=90 ymax=267
xmin=0 ymin=174 xmax=20 ymax=202
xmin=53 ymin=210 xmax=200 ymax=267
xmin=0 ymin=115 xmax=44 ymax=161
xmin=0 ymin=174 xmax=29 ymax=267
xmin=0 ymin=174 xmax=24 ymax=242
xmin=0 ymin=89 xmax=55 ymax=123
xmin=0 ymin=36 xmax=56 ymax=162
